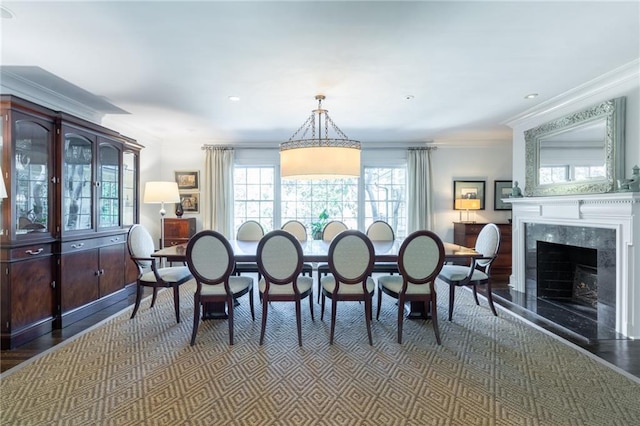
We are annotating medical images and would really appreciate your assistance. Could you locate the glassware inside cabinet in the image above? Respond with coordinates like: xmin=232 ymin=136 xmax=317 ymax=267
xmin=98 ymin=144 xmax=119 ymax=228
xmin=63 ymin=133 xmax=93 ymax=231
xmin=122 ymin=151 xmax=136 ymax=226
xmin=15 ymin=120 xmax=51 ymax=235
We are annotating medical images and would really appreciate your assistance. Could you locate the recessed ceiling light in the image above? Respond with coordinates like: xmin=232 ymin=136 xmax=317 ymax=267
xmin=524 ymin=93 xmax=538 ymax=99
xmin=405 ymin=95 xmax=415 ymax=100
xmin=228 ymin=96 xmax=240 ymax=102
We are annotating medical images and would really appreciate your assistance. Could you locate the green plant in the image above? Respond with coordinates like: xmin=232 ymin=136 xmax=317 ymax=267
xmin=310 ymin=209 xmax=329 ymax=239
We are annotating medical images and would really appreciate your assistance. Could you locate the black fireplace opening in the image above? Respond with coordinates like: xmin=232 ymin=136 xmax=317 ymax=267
xmin=537 ymin=241 xmax=597 ymax=317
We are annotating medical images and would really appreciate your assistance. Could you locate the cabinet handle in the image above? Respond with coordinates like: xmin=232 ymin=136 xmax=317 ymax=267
xmin=51 ymin=281 xmax=56 ymax=289
xmin=95 ymin=270 xmax=100 ymax=276
xmin=25 ymin=248 xmax=44 ymax=255
xmin=110 ymin=237 xmax=120 ymax=242
xmin=71 ymin=243 xmax=85 ymax=249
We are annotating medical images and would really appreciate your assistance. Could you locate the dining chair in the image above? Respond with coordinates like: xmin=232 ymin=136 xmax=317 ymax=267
xmin=316 ymin=220 xmax=348 ymax=302
xmin=320 ymin=230 xmax=376 ymax=345
xmin=366 ymin=220 xmax=398 ymax=275
xmin=281 ymin=220 xmax=314 ymax=277
xmin=186 ymin=230 xmax=255 ymax=345
xmin=234 ymin=220 xmax=265 ymax=279
xmin=438 ymin=223 xmax=500 ymax=321
xmin=127 ymin=224 xmax=193 ymax=323
xmin=257 ymin=230 xmax=314 ymax=346
xmin=377 ymin=230 xmax=445 ymax=344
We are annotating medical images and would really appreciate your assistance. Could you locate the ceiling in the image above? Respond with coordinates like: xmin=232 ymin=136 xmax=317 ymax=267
xmin=1 ymin=1 xmax=638 ymax=148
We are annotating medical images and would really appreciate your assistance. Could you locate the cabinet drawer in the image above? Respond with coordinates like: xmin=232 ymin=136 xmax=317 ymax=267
xmin=6 ymin=244 xmax=53 ymax=261
xmin=165 ymin=238 xmax=189 ymax=247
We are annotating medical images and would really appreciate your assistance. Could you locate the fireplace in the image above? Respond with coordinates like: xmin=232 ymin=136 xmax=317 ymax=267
xmin=537 ymin=241 xmax=597 ymax=309
xmin=508 ymin=192 xmax=640 ymax=339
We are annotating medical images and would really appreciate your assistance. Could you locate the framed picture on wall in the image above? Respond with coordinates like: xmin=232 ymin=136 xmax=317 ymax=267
xmin=175 ymin=170 xmax=199 ymax=191
xmin=179 ymin=192 xmax=200 ymax=213
xmin=494 ymin=180 xmax=513 ymax=210
xmin=453 ymin=180 xmax=486 ymax=210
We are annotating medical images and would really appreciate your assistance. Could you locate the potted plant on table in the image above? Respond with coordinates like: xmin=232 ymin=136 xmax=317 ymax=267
xmin=311 ymin=209 xmax=329 ymax=240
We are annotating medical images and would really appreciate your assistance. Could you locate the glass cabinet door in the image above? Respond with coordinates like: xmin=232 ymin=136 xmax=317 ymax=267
xmin=122 ymin=150 xmax=137 ymax=226
xmin=14 ymin=119 xmax=52 ymax=237
xmin=98 ymin=143 xmax=120 ymax=229
xmin=63 ymin=133 xmax=94 ymax=231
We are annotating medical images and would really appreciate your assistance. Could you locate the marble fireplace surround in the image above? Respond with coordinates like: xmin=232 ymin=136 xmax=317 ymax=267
xmin=509 ymin=193 xmax=640 ymax=338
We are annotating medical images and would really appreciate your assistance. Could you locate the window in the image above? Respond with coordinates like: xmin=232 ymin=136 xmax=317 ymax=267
xmin=364 ymin=167 xmax=406 ymax=238
xmin=232 ymin=157 xmax=407 ymax=238
xmin=282 ymin=178 xmax=359 ymax=232
xmin=233 ymin=167 xmax=274 ymax=234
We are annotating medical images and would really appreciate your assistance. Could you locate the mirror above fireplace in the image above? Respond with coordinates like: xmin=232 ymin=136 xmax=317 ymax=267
xmin=524 ymin=97 xmax=626 ymax=196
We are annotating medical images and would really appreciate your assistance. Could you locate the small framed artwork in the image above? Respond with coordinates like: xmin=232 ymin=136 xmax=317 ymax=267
xmin=453 ymin=180 xmax=486 ymax=210
xmin=175 ymin=170 xmax=199 ymax=191
xmin=179 ymin=192 xmax=200 ymax=213
xmin=494 ymin=180 xmax=513 ymax=210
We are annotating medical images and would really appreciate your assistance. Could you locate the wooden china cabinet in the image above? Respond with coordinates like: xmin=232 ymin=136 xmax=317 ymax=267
xmin=0 ymin=95 xmax=142 ymax=349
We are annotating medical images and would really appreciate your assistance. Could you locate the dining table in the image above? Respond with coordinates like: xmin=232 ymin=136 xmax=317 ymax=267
xmin=152 ymin=237 xmax=482 ymax=320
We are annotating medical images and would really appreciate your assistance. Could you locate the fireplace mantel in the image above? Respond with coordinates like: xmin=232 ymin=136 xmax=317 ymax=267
xmin=507 ymin=192 xmax=640 ymax=338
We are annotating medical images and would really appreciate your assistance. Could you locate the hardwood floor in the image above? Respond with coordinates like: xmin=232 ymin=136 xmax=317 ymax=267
xmin=2 ymin=285 xmax=639 ymax=379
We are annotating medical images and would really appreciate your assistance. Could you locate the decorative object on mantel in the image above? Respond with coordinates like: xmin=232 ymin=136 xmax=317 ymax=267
xmin=617 ymin=165 xmax=639 ymax=192
xmin=511 ymin=181 xmax=523 ymax=198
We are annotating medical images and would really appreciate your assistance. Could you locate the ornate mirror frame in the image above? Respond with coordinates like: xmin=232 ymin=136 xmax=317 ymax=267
xmin=524 ymin=97 xmax=626 ymax=196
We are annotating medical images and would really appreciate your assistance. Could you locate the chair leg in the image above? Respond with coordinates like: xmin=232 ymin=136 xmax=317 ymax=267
xmin=431 ymin=295 xmax=442 ymax=345
xmin=472 ymin=284 xmax=480 ymax=306
xmin=227 ymin=297 xmax=235 ymax=345
xmin=486 ymin=282 xmax=498 ymax=316
xmin=320 ymin=293 xmax=326 ymax=321
xmin=448 ymin=284 xmax=456 ymax=321
xmin=249 ymin=288 xmax=255 ymax=321
xmin=150 ymin=286 xmax=159 ymax=308
xmin=173 ymin=284 xmax=181 ymax=323
xmin=309 ymin=293 xmax=315 ymax=321
xmin=190 ymin=297 xmax=200 ymax=346
xmin=397 ymin=295 xmax=404 ymax=344
xmin=376 ymin=286 xmax=382 ymax=320
xmin=295 ymin=299 xmax=303 ymax=347
xmin=329 ymin=299 xmax=337 ymax=344
xmin=130 ymin=283 xmax=143 ymax=319
xmin=365 ymin=296 xmax=373 ymax=346
xmin=259 ymin=294 xmax=268 ymax=345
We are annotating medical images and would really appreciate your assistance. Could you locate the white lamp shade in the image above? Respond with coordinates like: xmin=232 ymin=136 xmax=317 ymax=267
xmin=0 ymin=167 xmax=7 ymax=199
xmin=454 ymin=198 xmax=481 ymax=210
xmin=281 ymin=146 xmax=361 ymax=179
xmin=143 ymin=181 xmax=180 ymax=204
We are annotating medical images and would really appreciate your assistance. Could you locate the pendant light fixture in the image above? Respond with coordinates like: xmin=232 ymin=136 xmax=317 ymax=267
xmin=280 ymin=95 xmax=361 ymax=179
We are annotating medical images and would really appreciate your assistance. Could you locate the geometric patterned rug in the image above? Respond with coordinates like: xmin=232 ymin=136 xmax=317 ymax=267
xmin=2 ymin=279 xmax=639 ymax=425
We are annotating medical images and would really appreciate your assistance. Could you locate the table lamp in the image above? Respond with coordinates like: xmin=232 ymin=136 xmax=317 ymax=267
xmin=144 ymin=181 xmax=180 ymax=249
xmin=454 ymin=198 xmax=481 ymax=223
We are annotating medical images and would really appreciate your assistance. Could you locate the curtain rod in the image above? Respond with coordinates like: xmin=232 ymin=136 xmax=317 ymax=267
xmin=201 ymin=145 xmax=234 ymax=150
xmin=407 ymin=146 xmax=437 ymax=151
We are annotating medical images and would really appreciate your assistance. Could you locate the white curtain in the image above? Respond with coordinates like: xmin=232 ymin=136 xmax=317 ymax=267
xmin=407 ymin=147 xmax=434 ymax=232
xmin=203 ymin=146 xmax=234 ymax=238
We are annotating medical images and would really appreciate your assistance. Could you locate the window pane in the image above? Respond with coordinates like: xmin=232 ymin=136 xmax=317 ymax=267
xmin=364 ymin=167 xmax=407 ymax=238
xmin=233 ymin=166 xmax=274 ymax=235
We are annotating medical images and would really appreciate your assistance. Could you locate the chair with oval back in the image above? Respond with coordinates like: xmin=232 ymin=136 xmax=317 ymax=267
xmin=316 ymin=220 xmax=349 ymax=302
xmin=377 ymin=230 xmax=446 ymax=344
xmin=234 ymin=220 xmax=265 ymax=279
xmin=257 ymin=230 xmax=314 ymax=346
xmin=366 ymin=220 xmax=398 ymax=275
xmin=281 ymin=220 xmax=314 ymax=277
xmin=186 ymin=230 xmax=254 ymax=345
xmin=127 ymin=224 xmax=193 ymax=323
xmin=438 ymin=223 xmax=500 ymax=321
xmin=320 ymin=230 xmax=376 ymax=345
